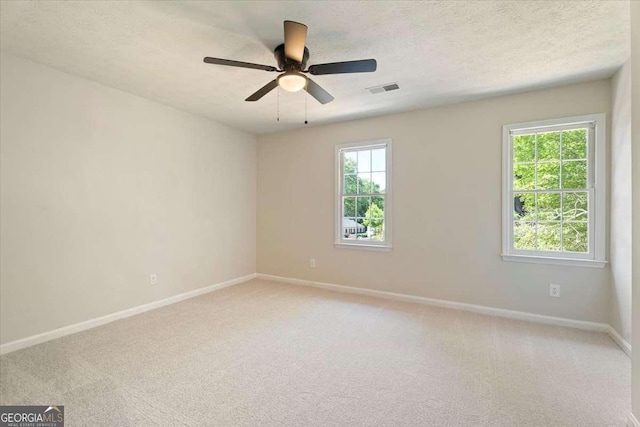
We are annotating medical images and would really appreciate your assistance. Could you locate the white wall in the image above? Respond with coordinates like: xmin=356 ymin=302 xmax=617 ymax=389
xmin=0 ymin=53 xmax=257 ymax=345
xmin=611 ymin=60 xmax=632 ymax=344
xmin=257 ymin=80 xmax=611 ymax=324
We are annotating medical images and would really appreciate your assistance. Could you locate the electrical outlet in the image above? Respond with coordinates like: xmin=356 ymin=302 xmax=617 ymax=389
xmin=310 ymin=258 xmax=316 ymax=268
xmin=150 ymin=274 xmax=157 ymax=285
xmin=550 ymin=283 xmax=560 ymax=298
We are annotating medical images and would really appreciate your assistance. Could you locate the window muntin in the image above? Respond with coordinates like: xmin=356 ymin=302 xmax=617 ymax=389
xmin=336 ymin=140 xmax=391 ymax=249
xmin=502 ymin=114 xmax=606 ymax=267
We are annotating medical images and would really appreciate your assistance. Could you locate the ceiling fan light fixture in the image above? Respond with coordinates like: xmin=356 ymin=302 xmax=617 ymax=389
xmin=277 ymin=72 xmax=307 ymax=92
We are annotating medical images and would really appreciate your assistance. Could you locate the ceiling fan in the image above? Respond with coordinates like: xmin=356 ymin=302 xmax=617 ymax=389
xmin=203 ymin=20 xmax=377 ymax=104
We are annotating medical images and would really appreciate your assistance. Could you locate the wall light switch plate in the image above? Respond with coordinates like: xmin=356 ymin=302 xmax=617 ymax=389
xmin=150 ymin=274 xmax=157 ymax=285
xmin=310 ymin=258 xmax=316 ymax=268
xmin=550 ymin=283 xmax=560 ymax=298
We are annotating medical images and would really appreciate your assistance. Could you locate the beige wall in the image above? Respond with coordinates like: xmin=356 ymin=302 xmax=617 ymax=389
xmin=611 ymin=60 xmax=632 ymax=344
xmin=631 ymin=0 xmax=640 ymax=421
xmin=0 ymin=54 xmax=257 ymax=345
xmin=258 ymin=80 xmax=611 ymax=324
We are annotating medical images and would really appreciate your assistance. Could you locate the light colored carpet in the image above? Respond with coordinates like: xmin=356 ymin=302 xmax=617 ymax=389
xmin=0 ymin=279 xmax=630 ymax=426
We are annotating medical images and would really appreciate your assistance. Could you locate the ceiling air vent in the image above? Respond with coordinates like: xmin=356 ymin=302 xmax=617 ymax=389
xmin=367 ymin=83 xmax=400 ymax=94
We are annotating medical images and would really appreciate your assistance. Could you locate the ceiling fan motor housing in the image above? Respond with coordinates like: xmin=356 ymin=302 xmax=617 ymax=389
xmin=274 ymin=44 xmax=309 ymax=71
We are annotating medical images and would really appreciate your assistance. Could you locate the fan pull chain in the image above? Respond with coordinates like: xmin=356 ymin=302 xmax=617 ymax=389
xmin=277 ymin=87 xmax=280 ymax=122
xmin=304 ymin=92 xmax=308 ymax=125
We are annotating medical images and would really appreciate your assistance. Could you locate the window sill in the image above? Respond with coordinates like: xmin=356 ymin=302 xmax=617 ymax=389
xmin=501 ymin=254 xmax=607 ymax=268
xmin=334 ymin=242 xmax=392 ymax=252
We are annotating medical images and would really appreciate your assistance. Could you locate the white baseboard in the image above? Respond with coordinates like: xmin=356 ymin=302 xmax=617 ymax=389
xmin=628 ymin=413 xmax=640 ymax=427
xmin=4 ymin=273 xmax=630 ymax=357
xmin=257 ymin=274 xmax=634 ymax=355
xmin=256 ymin=274 xmax=612 ymax=332
xmin=607 ymin=326 xmax=632 ymax=356
xmin=0 ymin=273 xmax=257 ymax=355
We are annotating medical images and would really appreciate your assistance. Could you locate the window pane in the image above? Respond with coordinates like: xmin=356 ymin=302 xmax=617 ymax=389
xmin=563 ymin=222 xmax=588 ymax=253
xmin=356 ymin=197 xmax=371 ymax=218
xmin=360 ymin=193 xmax=383 ymax=241
xmin=338 ymin=142 xmax=391 ymax=246
xmin=514 ymin=222 xmax=536 ymax=250
xmin=514 ymin=193 xmax=535 ymax=221
xmin=372 ymin=196 xmax=385 ymax=213
xmin=367 ymin=219 xmax=384 ymax=241
xmin=563 ymin=192 xmax=588 ymax=222
xmin=514 ymin=164 xmax=535 ymax=190
xmin=366 ymin=198 xmax=383 ymax=219
xmin=371 ymin=172 xmax=386 ymax=193
xmin=358 ymin=173 xmax=372 ymax=194
xmin=344 ymin=174 xmax=357 ymax=194
xmin=537 ymin=193 xmax=561 ymax=221
xmin=507 ymin=120 xmax=597 ymax=259
xmin=562 ymin=129 xmax=587 ymax=160
xmin=357 ymin=150 xmax=371 ymax=172
xmin=356 ymin=218 xmax=369 ymax=239
xmin=561 ymin=160 xmax=587 ymax=189
xmin=536 ymin=161 xmax=560 ymax=189
xmin=371 ymin=148 xmax=386 ymax=172
xmin=513 ymin=134 xmax=535 ymax=163
xmin=343 ymin=197 xmax=356 ymax=218
xmin=538 ymin=222 xmax=561 ymax=251
xmin=342 ymin=217 xmax=359 ymax=239
xmin=537 ymin=131 xmax=560 ymax=161
xmin=344 ymin=152 xmax=357 ymax=174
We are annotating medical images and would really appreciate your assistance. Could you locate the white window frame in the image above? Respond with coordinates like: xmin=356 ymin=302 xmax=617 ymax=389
xmin=501 ymin=114 xmax=607 ymax=268
xmin=335 ymin=139 xmax=392 ymax=251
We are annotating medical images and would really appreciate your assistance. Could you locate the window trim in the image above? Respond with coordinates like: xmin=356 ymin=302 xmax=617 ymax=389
xmin=334 ymin=139 xmax=392 ymax=251
xmin=501 ymin=114 xmax=607 ymax=268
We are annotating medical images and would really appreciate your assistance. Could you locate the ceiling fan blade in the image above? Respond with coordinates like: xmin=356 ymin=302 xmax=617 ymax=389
xmin=245 ymin=79 xmax=279 ymax=102
xmin=308 ymin=59 xmax=377 ymax=75
xmin=284 ymin=20 xmax=308 ymax=63
xmin=305 ymin=78 xmax=334 ymax=104
xmin=203 ymin=57 xmax=277 ymax=72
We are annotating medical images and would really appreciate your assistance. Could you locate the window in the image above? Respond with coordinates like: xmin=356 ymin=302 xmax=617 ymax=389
xmin=502 ymin=114 xmax=606 ymax=267
xmin=335 ymin=139 xmax=392 ymax=251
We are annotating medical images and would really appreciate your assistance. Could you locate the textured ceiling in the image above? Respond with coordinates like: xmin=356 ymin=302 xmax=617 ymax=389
xmin=0 ymin=1 xmax=630 ymax=135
